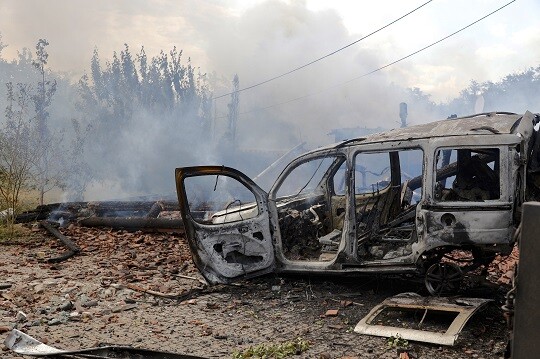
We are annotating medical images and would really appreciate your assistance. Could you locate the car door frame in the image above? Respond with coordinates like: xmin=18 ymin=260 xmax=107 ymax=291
xmin=419 ymin=139 xmax=517 ymax=254
xmin=175 ymin=166 xmax=276 ymax=284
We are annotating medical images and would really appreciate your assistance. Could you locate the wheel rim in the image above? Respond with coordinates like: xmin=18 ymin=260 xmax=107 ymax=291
xmin=425 ymin=262 xmax=463 ymax=296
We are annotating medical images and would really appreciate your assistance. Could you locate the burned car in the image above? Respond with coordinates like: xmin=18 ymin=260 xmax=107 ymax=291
xmin=176 ymin=111 xmax=540 ymax=295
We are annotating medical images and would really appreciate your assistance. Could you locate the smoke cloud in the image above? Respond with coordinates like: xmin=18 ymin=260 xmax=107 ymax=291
xmin=0 ymin=0 xmax=539 ymax=201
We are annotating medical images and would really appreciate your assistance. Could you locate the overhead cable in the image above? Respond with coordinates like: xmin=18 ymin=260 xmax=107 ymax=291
xmin=212 ymin=0 xmax=434 ymax=100
xmin=216 ymin=0 xmax=515 ymax=119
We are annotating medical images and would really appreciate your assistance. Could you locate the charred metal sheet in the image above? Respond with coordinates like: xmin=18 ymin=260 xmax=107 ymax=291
xmin=354 ymin=292 xmax=491 ymax=346
xmin=357 ymin=112 xmax=523 ymax=144
xmin=175 ymin=166 xmax=275 ymax=284
xmin=4 ymin=329 xmax=207 ymax=358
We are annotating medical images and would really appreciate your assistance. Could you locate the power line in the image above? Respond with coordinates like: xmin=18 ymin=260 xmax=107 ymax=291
xmin=349 ymin=0 xmax=516 ymax=81
xmin=216 ymin=0 xmax=515 ymax=120
xmin=212 ymin=0 xmax=434 ymax=100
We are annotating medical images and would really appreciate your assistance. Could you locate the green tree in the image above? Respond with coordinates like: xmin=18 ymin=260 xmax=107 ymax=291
xmin=77 ymin=44 xmax=212 ymax=192
xmin=31 ymin=39 xmax=60 ymax=205
xmin=0 ymin=83 xmax=36 ymax=230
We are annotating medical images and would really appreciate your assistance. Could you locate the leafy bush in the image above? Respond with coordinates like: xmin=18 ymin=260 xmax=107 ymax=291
xmin=232 ymin=337 xmax=310 ymax=359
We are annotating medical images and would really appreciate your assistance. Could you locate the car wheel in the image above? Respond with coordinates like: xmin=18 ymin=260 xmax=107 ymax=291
xmin=425 ymin=262 xmax=463 ymax=296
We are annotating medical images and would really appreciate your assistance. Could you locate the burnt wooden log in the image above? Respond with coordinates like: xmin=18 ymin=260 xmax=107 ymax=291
xmin=79 ymin=217 xmax=184 ymax=231
xmin=15 ymin=202 xmax=87 ymax=223
xmin=87 ymin=201 xmax=179 ymax=217
xmin=15 ymin=201 xmax=180 ymax=223
xmin=40 ymin=221 xmax=81 ymax=263
xmin=146 ymin=201 xmax=166 ymax=218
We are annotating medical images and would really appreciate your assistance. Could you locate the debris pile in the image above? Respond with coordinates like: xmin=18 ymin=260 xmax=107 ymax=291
xmin=488 ymin=245 xmax=519 ymax=285
xmin=0 ymin=226 xmax=511 ymax=358
xmin=0 ymin=224 xmax=203 ymax=340
xmin=61 ymin=224 xmax=198 ymax=289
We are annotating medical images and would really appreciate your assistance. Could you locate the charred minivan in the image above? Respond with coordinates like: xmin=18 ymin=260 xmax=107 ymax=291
xmin=176 ymin=111 xmax=540 ymax=295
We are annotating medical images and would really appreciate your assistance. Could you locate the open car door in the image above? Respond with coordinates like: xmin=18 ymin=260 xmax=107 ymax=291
xmin=175 ymin=166 xmax=275 ymax=284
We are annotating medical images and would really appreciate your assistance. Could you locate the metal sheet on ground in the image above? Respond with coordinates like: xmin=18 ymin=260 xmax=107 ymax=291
xmin=354 ymin=292 xmax=491 ymax=346
xmin=4 ymin=329 xmax=207 ymax=359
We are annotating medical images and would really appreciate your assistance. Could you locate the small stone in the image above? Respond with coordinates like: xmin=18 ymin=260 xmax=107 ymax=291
xmin=111 ymin=304 xmax=137 ymax=313
xmin=325 ymin=309 xmax=339 ymax=317
xmin=102 ymin=288 xmax=116 ymax=298
xmin=42 ymin=279 xmax=58 ymax=286
xmin=38 ymin=307 xmax=49 ymax=314
xmin=16 ymin=311 xmax=27 ymax=322
xmin=59 ymin=301 xmax=73 ymax=311
xmin=61 ymin=287 xmax=78 ymax=294
xmin=0 ymin=326 xmax=10 ymax=333
xmin=0 ymin=283 xmax=12 ymax=290
xmin=48 ymin=318 xmax=62 ymax=326
xmin=83 ymin=300 xmax=98 ymax=308
xmin=74 ymin=301 xmax=84 ymax=312
xmin=327 ymin=324 xmax=343 ymax=329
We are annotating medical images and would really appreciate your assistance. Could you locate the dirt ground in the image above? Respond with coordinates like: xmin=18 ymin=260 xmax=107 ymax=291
xmin=0 ymin=224 xmax=514 ymax=358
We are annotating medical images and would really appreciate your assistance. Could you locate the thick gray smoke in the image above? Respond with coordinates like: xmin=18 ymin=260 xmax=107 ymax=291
xmin=204 ymin=1 xmax=413 ymax=145
xmin=0 ymin=0 xmax=538 ymax=202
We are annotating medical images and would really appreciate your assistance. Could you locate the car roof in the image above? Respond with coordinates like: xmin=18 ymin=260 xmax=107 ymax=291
xmin=299 ymin=112 xmax=534 ymax=159
xmin=336 ymin=112 xmax=523 ymax=147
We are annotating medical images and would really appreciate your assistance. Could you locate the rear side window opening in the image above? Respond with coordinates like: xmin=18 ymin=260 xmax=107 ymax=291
xmin=434 ymin=148 xmax=500 ymax=202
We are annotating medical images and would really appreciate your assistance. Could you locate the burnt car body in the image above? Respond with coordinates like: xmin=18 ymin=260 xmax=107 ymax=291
xmin=176 ymin=111 xmax=540 ymax=295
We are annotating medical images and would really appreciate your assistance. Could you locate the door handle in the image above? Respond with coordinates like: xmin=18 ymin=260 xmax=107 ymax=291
xmin=238 ymin=226 xmax=249 ymax=233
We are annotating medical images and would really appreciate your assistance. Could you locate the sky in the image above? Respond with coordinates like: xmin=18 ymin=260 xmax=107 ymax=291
xmin=0 ymin=0 xmax=538 ymax=102
xmin=0 ymin=0 xmax=539 ymax=141
xmin=0 ymin=0 xmax=539 ymax=199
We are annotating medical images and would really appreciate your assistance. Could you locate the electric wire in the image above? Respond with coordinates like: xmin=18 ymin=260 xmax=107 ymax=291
xmin=212 ymin=0 xmax=434 ymax=100
xmin=347 ymin=0 xmax=516 ymax=81
xmin=215 ymin=0 xmax=515 ymax=120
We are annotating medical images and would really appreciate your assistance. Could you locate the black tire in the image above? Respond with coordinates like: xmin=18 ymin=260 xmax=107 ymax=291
xmin=425 ymin=262 xmax=463 ymax=296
